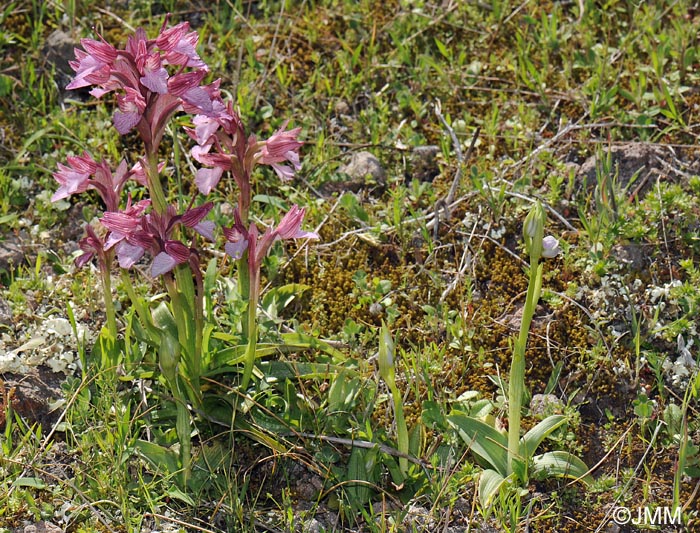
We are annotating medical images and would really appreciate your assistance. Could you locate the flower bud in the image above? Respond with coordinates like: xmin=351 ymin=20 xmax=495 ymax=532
xmin=541 ymin=235 xmax=561 ymax=258
xmin=378 ymin=321 xmax=395 ymax=386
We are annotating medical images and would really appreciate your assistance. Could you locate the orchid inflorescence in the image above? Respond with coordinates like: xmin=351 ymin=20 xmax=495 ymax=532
xmin=53 ymin=17 xmax=316 ymax=306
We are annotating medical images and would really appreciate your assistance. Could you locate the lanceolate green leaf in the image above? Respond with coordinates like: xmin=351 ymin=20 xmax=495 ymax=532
xmin=448 ymin=413 xmax=508 ymax=476
xmin=208 ymin=334 xmax=346 ymax=372
xmin=520 ymin=414 xmax=568 ymax=459
xmin=261 ymin=283 xmax=311 ymax=313
xmin=134 ymin=439 xmax=181 ymax=476
xmin=151 ymin=302 xmax=178 ymax=340
xmin=259 ymin=360 xmax=356 ymax=381
xmin=531 ymin=451 xmax=593 ymax=485
xmin=478 ymin=469 xmax=508 ymax=509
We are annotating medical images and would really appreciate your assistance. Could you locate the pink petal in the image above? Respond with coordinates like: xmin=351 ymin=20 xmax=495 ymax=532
xmin=194 ymin=221 xmax=215 ymax=241
xmin=164 ymin=240 xmax=191 ymax=264
xmin=74 ymin=252 xmax=94 ymax=269
xmin=116 ymin=241 xmax=146 ymax=269
xmin=114 ymin=111 xmax=142 ymax=134
xmin=151 ymin=251 xmax=178 ymax=277
xmin=224 ymin=239 xmax=248 ymax=260
xmin=181 ymin=202 xmax=213 ymax=227
xmin=140 ymin=67 xmax=169 ymax=94
xmin=195 ymin=167 xmax=223 ymax=195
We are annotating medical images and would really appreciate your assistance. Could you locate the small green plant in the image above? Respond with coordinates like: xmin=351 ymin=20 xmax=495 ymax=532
xmin=447 ymin=202 xmax=591 ymax=512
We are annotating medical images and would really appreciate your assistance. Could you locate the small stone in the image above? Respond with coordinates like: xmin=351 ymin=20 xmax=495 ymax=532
xmin=0 ymin=238 xmax=24 ymax=272
xmin=334 ymin=99 xmax=350 ymax=116
xmin=611 ymin=243 xmax=645 ymax=271
xmin=339 ymin=151 xmax=386 ymax=183
xmin=0 ymin=295 xmax=11 ymax=325
xmin=24 ymin=522 xmax=63 ymax=533
xmin=43 ymin=30 xmax=78 ymax=90
xmin=602 ymin=521 xmax=621 ymax=533
xmin=530 ymin=393 xmax=564 ymax=417
xmin=300 ymin=517 xmax=323 ymax=533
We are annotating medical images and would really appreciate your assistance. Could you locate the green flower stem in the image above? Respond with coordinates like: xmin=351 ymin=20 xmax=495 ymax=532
xmin=146 ymin=152 xmax=167 ymax=215
xmin=119 ymin=270 xmax=161 ymax=339
xmin=159 ymin=331 xmax=191 ymax=488
xmin=162 ymin=274 xmax=204 ymax=408
xmin=192 ymin=267 xmax=204 ymax=391
xmin=175 ymin=378 xmax=192 ymax=488
xmin=240 ymin=266 xmax=260 ymax=392
xmin=507 ymin=260 xmax=542 ymax=476
xmin=389 ymin=383 xmax=409 ymax=475
xmin=238 ymin=254 xmax=251 ymax=340
xmin=507 ymin=201 xmax=546 ymax=477
xmin=173 ymin=263 xmax=202 ymax=405
xmin=100 ymin=257 xmax=118 ymax=340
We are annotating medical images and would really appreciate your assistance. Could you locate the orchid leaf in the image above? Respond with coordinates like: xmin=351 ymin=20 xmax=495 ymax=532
xmin=261 ymin=283 xmax=310 ymax=314
xmin=478 ymin=469 xmax=508 ymax=509
xmin=134 ymin=439 xmax=180 ymax=476
xmin=448 ymin=413 xmax=508 ymax=476
xmin=259 ymin=360 xmax=355 ymax=381
xmin=280 ymin=332 xmax=347 ymax=360
xmin=531 ymin=451 xmax=593 ymax=485
xmin=208 ymin=333 xmax=345 ymax=373
xmin=520 ymin=414 xmax=567 ymax=460
xmin=12 ymin=477 xmax=47 ymax=489
xmin=151 ymin=302 xmax=178 ymax=341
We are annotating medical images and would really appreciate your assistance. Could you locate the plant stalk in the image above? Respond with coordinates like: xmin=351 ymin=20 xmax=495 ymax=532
xmin=390 ymin=384 xmax=409 ymax=475
xmin=240 ymin=266 xmax=260 ymax=391
xmin=507 ymin=247 xmax=544 ymax=477
xmin=146 ymin=152 xmax=168 ymax=215
xmin=100 ymin=258 xmax=118 ymax=341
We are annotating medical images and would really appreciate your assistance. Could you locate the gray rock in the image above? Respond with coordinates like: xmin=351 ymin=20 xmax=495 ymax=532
xmin=576 ymin=143 xmax=665 ymax=199
xmin=43 ymin=30 xmax=78 ymax=90
xmin=23 ymin=521 xmax=63 ymax=533
xmin=0 ymin=294 xmax=11 ymax=326
xmin=339 ymin=151 xmax=386 ymax=182
xmin=0 ymin=237 xmax=23 ymax=272
xmin=530 ymin=393 xmax=564 ymax=417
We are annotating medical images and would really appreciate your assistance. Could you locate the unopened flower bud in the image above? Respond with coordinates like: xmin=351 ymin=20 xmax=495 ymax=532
xmin=541 ymin=235 xmax=561 ymax=258
xmin=378 ymin=321 xmax=395 ymax=386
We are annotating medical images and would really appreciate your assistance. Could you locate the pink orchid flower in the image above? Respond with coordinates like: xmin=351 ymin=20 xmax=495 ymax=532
xmin=257 ymin=121 xmax=303 ymax=181
xmin=223 ymin=205 xmax=318 ymax=270
xmin=64 ymin=20 xmax=225 ymax=153
xmin=52 ymin=153 xmax=146 ymax=212
xmin=75 ymin=225 xmax=109 ymax=270
xmin=187 ymin=102 xmax=303 ymax=198
xmin=101 ymin=201 xmax=214 ymax=276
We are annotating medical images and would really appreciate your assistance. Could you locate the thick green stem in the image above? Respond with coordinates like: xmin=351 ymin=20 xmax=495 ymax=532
xmin=240 ymin=267 xmax=259 ymax=391
xmin=390 ymin=384 xmax=409 ymax=475
xmin=146 ymin=152 xmax=167 ymax=215
xmin=159 ymin=332 xmax=190 ymax=488
xmin=173 ymin=264 xmax=202 ymax=405
xmin=507 ymin=257 xmax=543 ymax=477
xmin=100 ymin=259 xmax=118 ymax=340
xmin=193 ymin=268 xmax=204 ymax=390
xmin=238 ymin=254 xmax=251 ymax=339
xmin=163 ymin=274 xmax=203 ymax=408
xmin=175 ymin=379 xmax=192 ymax=488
